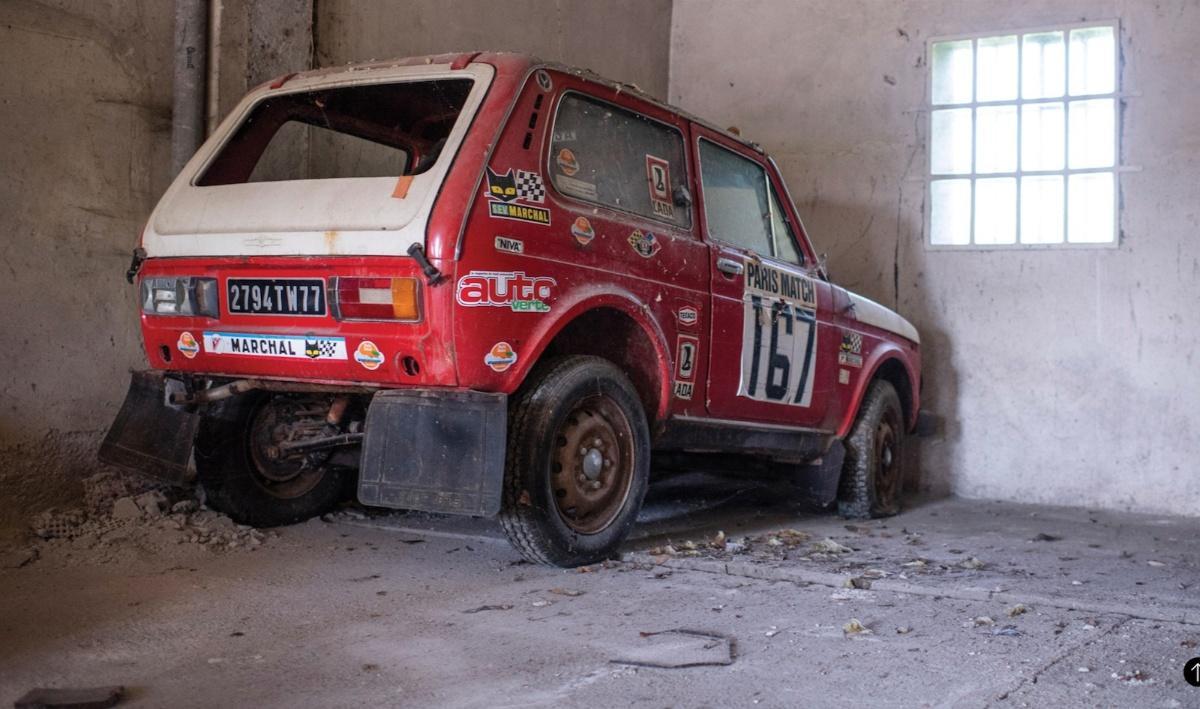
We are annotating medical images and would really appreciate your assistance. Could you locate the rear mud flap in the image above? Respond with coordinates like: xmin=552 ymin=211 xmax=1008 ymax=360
xmin=794 ymin=440 xmax=844 ymax=507
xmin=98 ymin=371 xmax=199 ymax=485
xmin=357 ymin=389 xmax=506 ymax=516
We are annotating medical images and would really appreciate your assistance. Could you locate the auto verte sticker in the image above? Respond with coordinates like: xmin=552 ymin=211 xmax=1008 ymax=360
xmin=738 ymin=261 xmax=819 ymax=407
xmin=456 ymin=271 xmax=557 ymax=313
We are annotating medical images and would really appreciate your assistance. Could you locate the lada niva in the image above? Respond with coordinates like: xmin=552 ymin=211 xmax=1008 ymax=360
xmin=103 ymin=52 xmax=929 ymax=567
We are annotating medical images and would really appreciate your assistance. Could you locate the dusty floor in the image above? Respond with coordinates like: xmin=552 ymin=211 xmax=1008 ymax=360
xmin=1 ymin=473 xmax=1197 ymax=708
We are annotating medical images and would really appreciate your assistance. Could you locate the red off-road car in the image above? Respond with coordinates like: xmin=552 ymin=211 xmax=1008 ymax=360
xmin=103 ymin=53 xmax=929 ymax=567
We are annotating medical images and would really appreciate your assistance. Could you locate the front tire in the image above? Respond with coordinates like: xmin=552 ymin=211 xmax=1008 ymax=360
xmin=194 ymin=392 xmax=350 ymax=527
xmin=499 ymin=356 xmax=651 ymax=567
xmin=837 ymin=380 xmax=905 ymax=519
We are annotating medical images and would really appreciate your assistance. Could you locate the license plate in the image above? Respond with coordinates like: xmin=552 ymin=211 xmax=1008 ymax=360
xmin=227 ymin=278 xmax=326 ymax=316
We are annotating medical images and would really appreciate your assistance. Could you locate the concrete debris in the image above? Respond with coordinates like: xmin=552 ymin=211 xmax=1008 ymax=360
xmin=13 ymin=685 xmax=124 ymax=709
xmin=810 ymin=539 xmax=853 ymax=554
xmin=843 ymin=576 xmax=872 ymax=590
xmin=549 ymin=588 xmax=585 ymax=597
xmin=1006 ymin=603 xmax=1028 ymax=617
xmin=30 ymin=508 xmax=88 ymax=539
xmin=171 ymin=500 xmax=199 ymax=514
xmin=965 ymin=616 xmax=996 ymax=627
xmin=134 ymin=490 xmax=168 ymax=516
xmin=1112 ymin=670 xmax=1152 ymax=685
xmin=612 ymin=629 xmax=735 ymax=668
xmin=1032 ymin=532 xmax=1061 ymax=542
xmin=462 ymin=604 xmax=513 ymax=614
xmin=843 ymin=618 xmax=871 ymax=636
xmin=111 ymin=497 xmax=142 ymax=522
xmin=895 ymin=626 xmax=912 ymax=635
xmin=991 ymin=625 xmax=1021 ymax=637
xmin=959 ymin=557 xmax=986 ymax=570
xmin=1147 ymin=560 xmax=1167 ymax=567
xmin=901 ymin=559 xmax=927 ymax=568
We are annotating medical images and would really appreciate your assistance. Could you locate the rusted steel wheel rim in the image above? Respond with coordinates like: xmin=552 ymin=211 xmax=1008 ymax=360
xmin=247 ymin=397 xmax=328 ymax=500
xmin=551 ymin=394 xmax=636 ymax=534
xmin=874 ymin=407 xmax=901 ymax=511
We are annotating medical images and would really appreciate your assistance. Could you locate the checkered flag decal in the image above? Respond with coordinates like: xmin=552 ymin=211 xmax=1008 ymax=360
xmin=516 ymin=170 xmax=545 ymax=203
xmin=318 ymin=340 xmax=338 ymax=357
xmin=842 ymin=332 xmax=863 ymax=353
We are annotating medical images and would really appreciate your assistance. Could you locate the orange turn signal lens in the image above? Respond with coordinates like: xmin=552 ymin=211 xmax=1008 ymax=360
xmin=390 ymin=277 xmax=419 ymax=320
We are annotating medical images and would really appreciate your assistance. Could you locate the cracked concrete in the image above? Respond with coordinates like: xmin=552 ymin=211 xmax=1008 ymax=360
xmin=2 ymin=475 xmax=1196 ymax=707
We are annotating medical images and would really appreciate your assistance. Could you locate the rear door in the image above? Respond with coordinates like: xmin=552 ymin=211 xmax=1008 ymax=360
xmin=693 ymin=128 xmax=836 ymax=430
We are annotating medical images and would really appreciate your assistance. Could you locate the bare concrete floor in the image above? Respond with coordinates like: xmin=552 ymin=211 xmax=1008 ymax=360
xmin=2 ymin=474 xmax=1197 ymax=708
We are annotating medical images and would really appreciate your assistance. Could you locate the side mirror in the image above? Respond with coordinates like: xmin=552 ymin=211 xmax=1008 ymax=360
xmin=673 ymin=184 xmax=692 ymax=207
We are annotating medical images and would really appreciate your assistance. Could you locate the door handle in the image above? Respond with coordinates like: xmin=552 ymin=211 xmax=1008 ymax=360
xmin=716 ymin=257 xmax=744 ymax=276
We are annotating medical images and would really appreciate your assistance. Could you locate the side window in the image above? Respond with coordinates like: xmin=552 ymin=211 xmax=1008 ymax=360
xmin=698 ymin=139 xmax=774 ymax=255
xmin=769 ymin=187 xmax=804 ymax=266
xmin=548 ymin=93 xmax=690 ymax=228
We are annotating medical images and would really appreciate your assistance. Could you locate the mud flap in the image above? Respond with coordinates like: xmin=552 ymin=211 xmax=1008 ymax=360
xmin=98 ymin=371 xmax=199 ymax=485
xmin=357 ymin=389 xmax=506 ymax=516
xmin=793 ymin=439 xmax=844 ymax=507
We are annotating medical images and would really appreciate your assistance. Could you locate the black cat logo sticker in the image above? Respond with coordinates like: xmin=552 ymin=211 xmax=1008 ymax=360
xmin=486 ymin=167 xmax=551 ymax=226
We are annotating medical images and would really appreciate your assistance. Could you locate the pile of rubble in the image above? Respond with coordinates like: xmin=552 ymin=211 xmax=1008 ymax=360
xmin=3 ymin=471 xmax=272 ymax=568
xmin=647 ymin=528 xmax=857 ymax=562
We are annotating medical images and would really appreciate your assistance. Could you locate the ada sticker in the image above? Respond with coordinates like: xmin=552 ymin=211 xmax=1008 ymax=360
xmin=738 ymin=261 xmax=820 ymax=407
xmin=570 ymin=216 xmax=595 ymax=246
xmin=673 ymin=381 xmax=694 ymax=400
xmin=838 ymin=331 xmax=864 ymax=368
xmin=485 ymin=342 xmax=518 ymax=372
xmin=456 ymin=271 xmax=556 ymax=313
xmin=177 ymin=331 xmax=200 ymax=359
xmin=646 ymin=155 xmax=674 ymax=219
xmin=495 ymin=236 xmax=524 ymax=254
xmin=486 ymin=167 xmax=550 ymax=226
xmin=203 ymin=332 xmax=347 ymax=360
xmin=556 ymin=148 xmax=580 ymax=177
xmin=677 ymin=306 xmax=699 ymax=327
xmin=354 ymin=341 xmax=385 ymax=370
xmin=628 ymin=229 xmax=661 ymax=258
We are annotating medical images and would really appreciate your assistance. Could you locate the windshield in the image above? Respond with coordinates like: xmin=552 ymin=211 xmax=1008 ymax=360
xmin=197 ymin=79 xmax=474 ymax=186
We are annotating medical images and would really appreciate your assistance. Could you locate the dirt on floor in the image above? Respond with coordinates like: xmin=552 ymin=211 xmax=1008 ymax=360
xmin=1 ymin=473 xmax=1198 ymax=708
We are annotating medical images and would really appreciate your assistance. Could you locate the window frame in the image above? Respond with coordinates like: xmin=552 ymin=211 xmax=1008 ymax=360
xmin=925 ymin=19 xmax=1121 ymax=251
xmin=696 ymin=136 xmax=807 ymax=266
xmin=544 ymin=89 xmax=694 ymax=231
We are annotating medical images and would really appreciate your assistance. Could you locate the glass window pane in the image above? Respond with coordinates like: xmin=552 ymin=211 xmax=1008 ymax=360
xmin=1070 ymin=26 xmax=1116 ymax=96
xmin=769 ymin=187 xmax=803 ymax=265
xmin=1068 ymin=172 xmax=1115 ymax=243
xmin=698 ymin=140 xmax=774 ymax=255
xmin=930 ymin=179 xmax=972 ymax=245
xmin=975 ymin=105 xmax=1017 ymax=173
xmin=976 ymin=35 xmax=1018 ymax=101
xmin=1068 ymin=98 xmax=1115 ymax=169
xmin=1021 ymin=102 xmax=1065 ymax=171
xmin=974 ymin=177 xmax=1017 ymax=244
xmin=932 ymin=40 xmax=973 ymax=105
xmin=1022 ymin=32 xmax=1065 ymax=99
xmin=1020 ymin=175 xmax=1064 ymax=244
xmin=931 ymin=108 xmax=973 ymax=175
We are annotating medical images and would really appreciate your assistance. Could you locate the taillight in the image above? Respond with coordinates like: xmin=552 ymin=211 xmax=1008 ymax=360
xmin=332 ymin=277 xmax=421 ymax=321
xmin=140 ymin=277 xmax=219 ymax=317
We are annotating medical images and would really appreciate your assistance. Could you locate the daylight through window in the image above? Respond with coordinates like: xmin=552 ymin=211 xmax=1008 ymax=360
xmin=928 ymin=23 xmax=1118 ymax=247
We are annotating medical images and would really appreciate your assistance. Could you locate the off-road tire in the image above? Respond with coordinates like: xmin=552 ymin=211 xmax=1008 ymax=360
xmin=837 ymin=380 xmax=905 ymax=519
xmin=194 ymin=392 xmax=349 ymax=527
xmin=498 ymin=356 xmax=651 ymax=567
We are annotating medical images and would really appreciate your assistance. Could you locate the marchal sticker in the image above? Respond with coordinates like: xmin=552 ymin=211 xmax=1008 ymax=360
xmin=456 ymin=271 xmax=556 ymax=313
xmin=570 ymin=216 xmax=595 ymax=246
xmin=628 ymin=229 xmax=661 ymax=258
xmin=177 ymin=331 xmax=200 ymax=359
xmin=354 ymin=341 xmax=385 ymax=370
xmin=203 ymin=332 xmax=347 ymax=360
xmin=495 ymin=236 xmax=524 ymax=254
xmin=556 ymin=148 xmax=580 ymax=177
xmin=486 ymin=167 xmax=550 ymax=226
xmin=677 ymin=306 xmax=699 ymax=327
xmin=485 ymin=342 xmax=518 ymax=372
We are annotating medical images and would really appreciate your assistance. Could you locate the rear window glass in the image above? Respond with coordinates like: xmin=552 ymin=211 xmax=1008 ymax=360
xmin=548 ymin=93 xmax=690 ymax=228
xmin=198 ymin=79 xmax=473 ymax=186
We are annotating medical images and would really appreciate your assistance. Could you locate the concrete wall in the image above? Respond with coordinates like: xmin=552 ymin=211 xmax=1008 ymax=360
xmin=314 ymin=0 xmax=674 ymax=99
xmin=671 ymin=0 xmax=1200 ymax=515
xmin=0 ymin=1 xmax=174 ymax=534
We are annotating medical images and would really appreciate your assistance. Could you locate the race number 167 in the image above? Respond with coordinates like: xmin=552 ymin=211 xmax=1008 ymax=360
xmin=740 ymin=295 xmax=817 ymax=407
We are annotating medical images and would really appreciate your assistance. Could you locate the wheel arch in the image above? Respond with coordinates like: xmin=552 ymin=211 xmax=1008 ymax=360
xmin=836 ymin=349 xmax=919 ymax=438
xmin=514 ymin=292 xmax=672 ymax=425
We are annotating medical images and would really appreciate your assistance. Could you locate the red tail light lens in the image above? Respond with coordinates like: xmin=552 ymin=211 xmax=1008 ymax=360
xmin=332 ymin=277 xmax=420 ymax=321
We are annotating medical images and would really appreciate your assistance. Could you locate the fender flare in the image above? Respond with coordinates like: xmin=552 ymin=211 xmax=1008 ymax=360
xmin=835 ymin=345 xmax=920 ymax=438
xmin=507 ymin=284 xmax=674 ymax=422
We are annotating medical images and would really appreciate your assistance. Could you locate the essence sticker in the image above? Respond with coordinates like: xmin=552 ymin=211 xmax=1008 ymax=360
xmin=571 ymin=216 xmax=595 ymax=246
xmin=354 ymin=341 xmax=385 ymax=370
xmin=177 ymin=331 xmax=200 ymax=359
xmin=485 ymin=342 xmax=518 ymax=373
xmin=556 ymin=148 xmax=580 ymax=177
